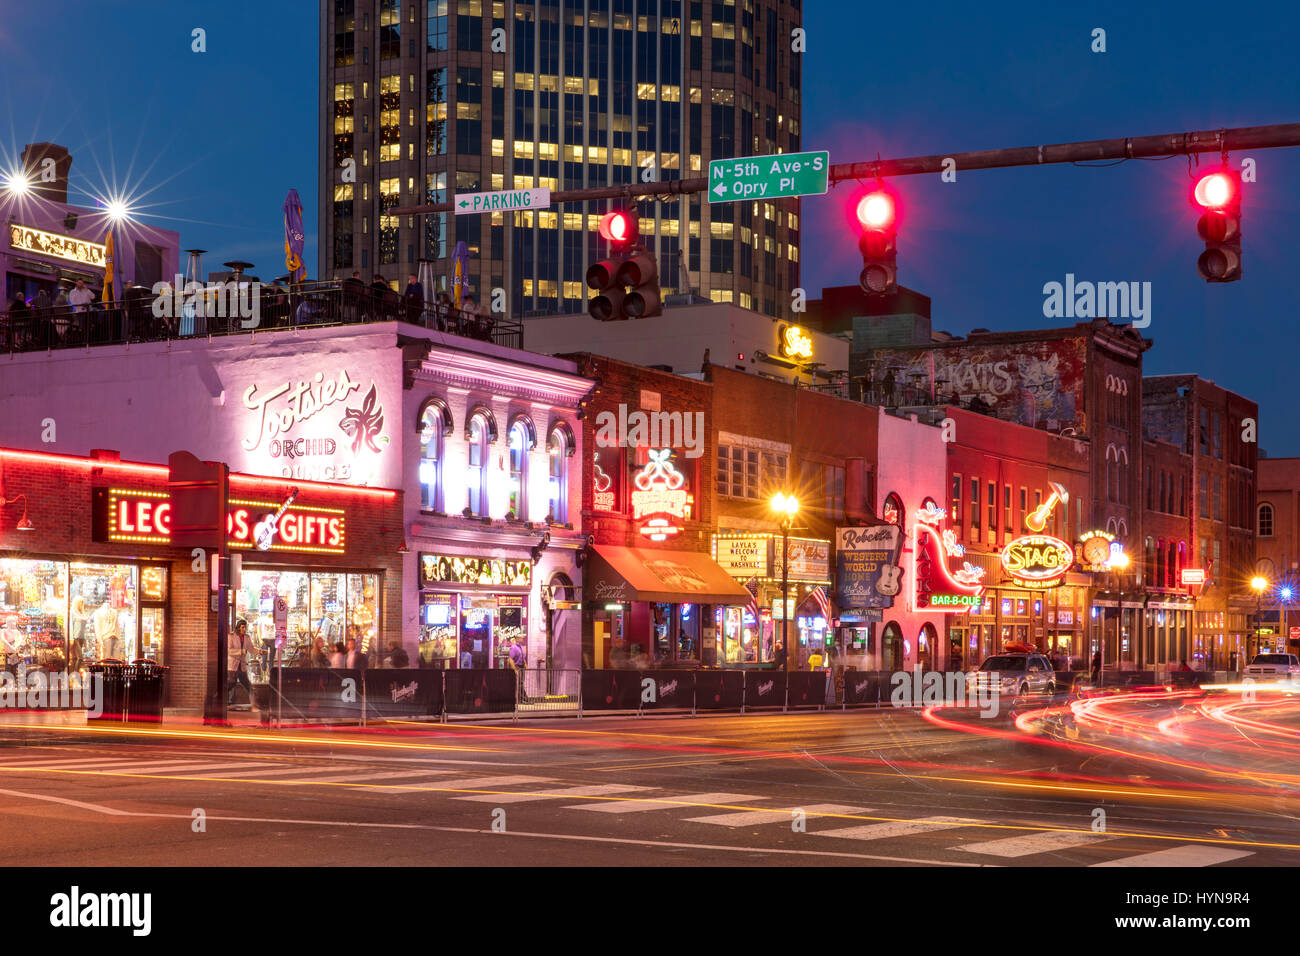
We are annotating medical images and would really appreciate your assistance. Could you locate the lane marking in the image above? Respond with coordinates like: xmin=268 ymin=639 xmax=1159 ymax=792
xmin=959 ymin=831 xmax=1116 ymax=858
xmin=1091 ymin=845 xmax=1255 ymax=867
xmin=565 ymin=792 xmax=765 ymax=814
xmin=685 ymin=803 xmax=869 ymax=827
xmin=815 ymin=816 xmax=987 ymax=842
xmin=456 ymin=784 xmax=649 ymax=804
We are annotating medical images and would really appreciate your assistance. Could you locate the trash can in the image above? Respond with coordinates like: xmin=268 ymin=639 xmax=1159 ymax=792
xmin=123 ymin=660 xmax=168 ymax=722
xmin=87 ymin=660 xmax=127 ymax=721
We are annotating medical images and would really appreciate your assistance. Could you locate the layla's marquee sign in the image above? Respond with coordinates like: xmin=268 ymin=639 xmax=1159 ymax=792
xmin=92 ymin=487 xmax=346 ymax=554
xmin=1001 ymin=534 xmax=1073 ymax=589
xmin=8 ymin=224 xmax=106 ymax=268
xmin=630 ymin=450 xmax=693 ymax=541
xmin=241 ymin=368 xmax=389 ymax=484
xmin=912 ymin=504 xmax=986 ymax=613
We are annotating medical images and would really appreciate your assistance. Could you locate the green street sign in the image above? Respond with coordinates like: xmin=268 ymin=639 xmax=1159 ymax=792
xmin=708 ymin=150 xmax=830 ymax=203
xmin=454 ymin=187 xmax=551 ymax=215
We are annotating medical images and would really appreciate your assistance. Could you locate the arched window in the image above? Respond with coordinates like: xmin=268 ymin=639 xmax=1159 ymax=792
xmin=417 ymin=398 xmax=452 ymax=512
xmin=547 ymin=426 xmax=570 ymax=523
xmin=1259 ymin=502 xmax=1275 ymax=537
xmin=507 ymin=419 xmax=534 ymax=518
xmin=1144 ymin=536 xmax=1155 ymax=583
xmin=1155 ymin=538 xmax=1165 ymax=588
xmin=466 ymin=413 xmax=490 ymax=516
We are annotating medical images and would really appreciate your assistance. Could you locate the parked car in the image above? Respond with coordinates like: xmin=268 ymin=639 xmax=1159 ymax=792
xmin=972 ymin=652 xmax=1058 ymax=699
xmin=1243 ymin=653 xmax=1300 ymax=683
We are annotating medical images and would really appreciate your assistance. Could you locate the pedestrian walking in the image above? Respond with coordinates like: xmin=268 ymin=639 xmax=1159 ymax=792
xmin=1090 ymin=650 xmax=1102 ymax=685
xmin=227 ymin=619 xmax=251 ymax=706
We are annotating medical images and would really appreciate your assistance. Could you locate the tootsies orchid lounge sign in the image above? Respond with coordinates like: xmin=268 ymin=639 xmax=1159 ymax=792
xmin=241 ymin=368 xmax=390 ymax=485
xmin=92 ymin=487 xmax=347 ymax=555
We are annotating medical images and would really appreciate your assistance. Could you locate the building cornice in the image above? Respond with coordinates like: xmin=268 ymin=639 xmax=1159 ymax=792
xmin=411 ymin=351 xmax=592 ymax=407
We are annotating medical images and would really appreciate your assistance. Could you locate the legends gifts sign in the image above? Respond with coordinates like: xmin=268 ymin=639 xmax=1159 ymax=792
xmin=836 ymin=524 xmax=903 ymax=609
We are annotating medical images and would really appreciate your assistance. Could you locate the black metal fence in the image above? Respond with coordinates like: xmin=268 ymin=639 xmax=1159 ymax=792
xmin=1 ymin=280 xmax=524 ymax=353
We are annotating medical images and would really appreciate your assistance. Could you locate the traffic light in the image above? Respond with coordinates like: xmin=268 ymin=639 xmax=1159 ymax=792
xmin=856 ymin=189 xmax=898 ymax=295
xmin=586 ymin=208 xmax=661 ymax=319
xmin=1192 ymin=170 xmax=1242 ymax=283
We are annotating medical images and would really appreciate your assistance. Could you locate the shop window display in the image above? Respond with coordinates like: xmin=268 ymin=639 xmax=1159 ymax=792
xmin=71 ymin=563 xmax=138 ymax=663
xmin=233 ymin=569 xmax=380 ymax=673
xmin=0 ymin=559 xmax=68 ymax=671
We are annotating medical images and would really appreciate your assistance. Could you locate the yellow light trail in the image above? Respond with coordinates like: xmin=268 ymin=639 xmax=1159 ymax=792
xmin=0 ymin=722 xmax=501 ymax=753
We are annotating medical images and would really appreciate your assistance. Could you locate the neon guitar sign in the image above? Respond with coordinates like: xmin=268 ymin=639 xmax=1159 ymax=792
xmin=1025 ymin=481 xmax=1068 ymax=532
xmin=254 ymin=488 xmax=300 ymax=551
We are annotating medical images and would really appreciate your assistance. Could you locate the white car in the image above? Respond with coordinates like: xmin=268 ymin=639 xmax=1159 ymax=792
xmin=1243 ymin=653 xmax=1300 ymax=683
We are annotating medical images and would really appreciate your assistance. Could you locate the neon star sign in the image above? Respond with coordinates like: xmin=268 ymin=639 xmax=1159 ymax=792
xmin=911 ymin=503 xmax=985 ymax=613
xmin=630 ymin=449 xmax=692 ymax=541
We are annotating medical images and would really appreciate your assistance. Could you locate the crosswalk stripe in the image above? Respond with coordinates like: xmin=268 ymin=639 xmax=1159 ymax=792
xmin=427 ymin=775 xmax=552 ymax=791
xmin=1091 ymin=845 xmax=1254 ymax=867
xmin=186 ymin=765 xmax=346 ymax=779
xmin=960 ymin=830 xmax=1115 ymax=858
xmin=456 ymin=784 xmax=649 ymax=804
xmin=289 ymin=769 xmax=457 ymax=786
xmin=814 ymin=816 xmax=986 ymax=841
xmin=565 ymin=793 xmax=765 ymax=814
xmin=103 ymin=761 xmax=268 ymax=775
xmin=685 ymin=803 xmax=868 ymax=827
xmin=0 ymin=758 xmax=140 ymax=770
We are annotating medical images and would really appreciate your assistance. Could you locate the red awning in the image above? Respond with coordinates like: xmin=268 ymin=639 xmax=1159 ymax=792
xmin=588 ymin=545 xmax=753 ymax=605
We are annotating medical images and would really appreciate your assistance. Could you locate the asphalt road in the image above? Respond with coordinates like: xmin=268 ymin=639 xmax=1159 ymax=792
xmin=0 ymin=705 xmax=1294 ymax=867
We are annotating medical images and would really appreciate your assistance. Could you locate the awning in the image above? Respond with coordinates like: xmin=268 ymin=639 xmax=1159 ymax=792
xmin=588 ymin=545 xmax=753 ymax=605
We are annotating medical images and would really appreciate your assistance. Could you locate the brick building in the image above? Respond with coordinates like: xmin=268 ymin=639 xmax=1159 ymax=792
xmin=566 ymin=353 xmax=749 ymax=669
xmin=0 ymin=447 xmax=404 ymax=713
xmin=1143 ymin=375 xmax=1259 ymax=669
xmin=1252 ymin=456 xmax=1298 ymax=655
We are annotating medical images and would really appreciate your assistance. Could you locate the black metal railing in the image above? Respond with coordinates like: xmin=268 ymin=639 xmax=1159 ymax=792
xmin=1 ymin=280 xmax=524 ymax=354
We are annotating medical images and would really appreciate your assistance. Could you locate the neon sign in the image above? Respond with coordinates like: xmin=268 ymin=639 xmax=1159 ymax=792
xmin=1180 ymin=568 xmax=1206 ymax=586
xmin=1001 ymin=534 xmax=1073 ymax=589
xmin=630 ymin=449 xmax=692 ymax=541
xmin=911 ymin=503 xmax=985 ymax=613
xmin=593 ymin=459 xmax=615 ymax=511
xmin=779 ymin=324 xmax=814 ymax=360
xmin=1024 ymin=481 xmax=1068 ymax=532
xmin=8 ymin=224 xmax=106 ymax=267
xmin=1076 ymin=529 xmax=1124 ymax=572
xmin=93 ymin=487 xmax=346 ymax=554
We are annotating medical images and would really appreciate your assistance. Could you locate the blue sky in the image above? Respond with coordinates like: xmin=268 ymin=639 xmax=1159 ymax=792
xmin=3 ymin=0 xmax=1295 ymax=453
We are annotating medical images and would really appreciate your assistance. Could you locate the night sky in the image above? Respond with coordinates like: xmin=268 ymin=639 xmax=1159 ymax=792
xmin=3 ymin=0 xmax=1295 ymax=454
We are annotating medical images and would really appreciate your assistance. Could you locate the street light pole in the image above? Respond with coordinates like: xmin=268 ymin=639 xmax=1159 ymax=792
xmin=771 ymin=492 xmax=799 ymax=674
xmin=781 ymin=517 xmax=790 ymax=675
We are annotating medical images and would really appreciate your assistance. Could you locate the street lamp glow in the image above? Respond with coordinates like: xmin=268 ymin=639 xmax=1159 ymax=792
xmin=1108 ymin=552 xmax=1130 ymax=571
xmin=1283 ymin=586 xmax=1294 ymax=602
xmin=3 ymin=170 xmax=30 ymax=196
xmin=106 ymin=198 xmax=132 ymax=222
xmin=771 ymin=492 xmax=799 ymax=517
xmin=1251 ymin=576 xmax=1268 ymax=593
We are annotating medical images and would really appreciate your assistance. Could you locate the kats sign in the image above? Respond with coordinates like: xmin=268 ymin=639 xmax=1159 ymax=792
xmin=1002 ymin=534 xmax=1073 ymax=589
xmin=630 ymin=449 xmax=693 ymax=541
xmin=911 ymin=503 xmax=986 ymax=613
xmin=92 ymin=487 xmax=346 ymax=554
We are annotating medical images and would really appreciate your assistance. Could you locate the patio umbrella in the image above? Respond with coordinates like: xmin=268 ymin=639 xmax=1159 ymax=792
xmin=451 ymin=240 xmax=469 ymax=309
xmin=101 ymin=228 xmax=115 ymax=302
xmin=282 ymin=189 xmax=306 ymax=284
xmin=417 ymin=259 xmax=436 ymax=324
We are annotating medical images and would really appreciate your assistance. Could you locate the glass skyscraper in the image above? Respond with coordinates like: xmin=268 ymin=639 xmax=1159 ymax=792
xmin=319 ymin=0 xmax=803 ymax=318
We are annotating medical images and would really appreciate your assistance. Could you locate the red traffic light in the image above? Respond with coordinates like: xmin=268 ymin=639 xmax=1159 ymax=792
xmin=1193 ymin=173 xmax=1235 ymax=209
xmin=599 ymin=210 xmax=634 ymax=244
xmin=856 ymin=191 xmax=895 ymax=229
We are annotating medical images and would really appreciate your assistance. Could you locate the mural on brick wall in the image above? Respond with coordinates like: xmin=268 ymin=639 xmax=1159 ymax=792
xmin=870 ymin=339 xmax=1087 ymax=434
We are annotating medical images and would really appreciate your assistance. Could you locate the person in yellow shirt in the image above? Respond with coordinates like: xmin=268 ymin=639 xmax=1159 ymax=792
xmin=808 ymin=650 xmax=824 ymax=669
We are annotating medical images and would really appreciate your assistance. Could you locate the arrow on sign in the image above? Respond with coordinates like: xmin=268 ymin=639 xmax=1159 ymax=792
xmin=713 ymin=183 xmax=727 ymax=196
xmin=458 ymin=200 xmax=469 ymax=208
